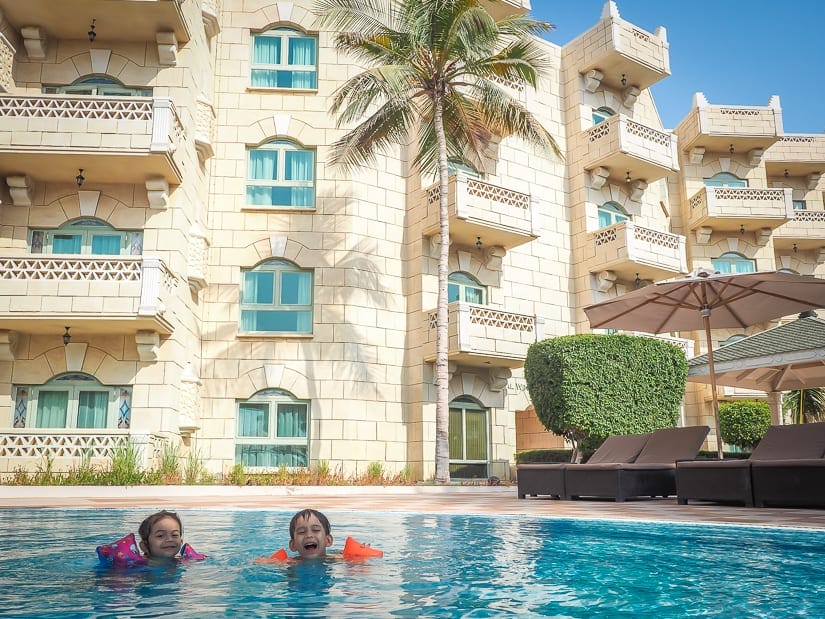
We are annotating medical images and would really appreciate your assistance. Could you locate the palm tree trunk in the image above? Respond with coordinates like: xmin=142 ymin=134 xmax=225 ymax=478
xmin=433 ymin=94 xmax=450 ymax=483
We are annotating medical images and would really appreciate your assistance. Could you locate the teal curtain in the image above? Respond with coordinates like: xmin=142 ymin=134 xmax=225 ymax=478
xmin=251 ymin=36 xmax=281 ymax=87
xmin=238 ymin=403 xmax=269 ymax=437
xmin=248 ymin=149 xmax=278 ymax=205
xmin=53 ymin=234 xmax=82 ymax=254
xmin=91 ymin=234 xmax=122 ymax=255
xmin=276 ymin=403 xmax=307 ymax=437
xmin=36 ymin=391 xmax=68 ymax=427
xmin=287 ymin=37 xmax=316 ymax=88
xmin=285 ymin=150 xmax=314 ymax=206
xmin=76 ymin=391 xmax=108 ymax=428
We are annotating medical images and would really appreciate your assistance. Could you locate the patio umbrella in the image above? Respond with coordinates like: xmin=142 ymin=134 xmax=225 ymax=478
xmin=583 ymin=269 xmax=825 ymax=458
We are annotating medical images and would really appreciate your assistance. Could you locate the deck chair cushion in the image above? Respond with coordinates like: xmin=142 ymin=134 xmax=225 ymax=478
xmin=750 ymin=422 xmax=825 ymax=460
xmin=635 ymin=426 xmax=709 ymax=464
xmin=586 ymin=433 xmax=650 ymax=464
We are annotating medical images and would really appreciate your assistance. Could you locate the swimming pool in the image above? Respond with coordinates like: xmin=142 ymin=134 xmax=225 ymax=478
xmin=0 ymin=508 xmax=823 ymax=618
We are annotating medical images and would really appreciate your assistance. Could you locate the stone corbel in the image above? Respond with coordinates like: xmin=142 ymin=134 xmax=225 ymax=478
xmin=583 ymin=69 xmax=603 ymax=93
xmin=629 ymin=179 xmax=647 ymax=202
xmin=145 ymin=177 xmax=169 ymax=209
xmin=6 ymin=175 xmax=32 ymax=206
xmin=596 ymin=270 xmax=616 ymax=292
xmin=755 ymin=228 xmax=771 ymax=247
xmin=135 ymin=330 xmax=160 ymax=362
xmin=488 ymin=367 xmax=512 ymax=392
xmin=622 ymin=86 xmax=640 ymax=108
xmin=747 ymin=148 xmax=764 ymax=166
xmin=202 ymin=2 xmax=221 ymax=39
xmin=0 ymin=330 xmax=18 ymax=361
xmin=589 ymin=166 xmax=609 ymax=190
xmin=818 ymin=248 xmax=825 ymax=264
xmin=689 ymin=147 xmax=705 ymax=165
xmin=484 ymin=245 xmax=506 ymax=271
xmin=20 ymin=26 xmax=47 ymax=59
xmin=807 ymin=173 xmax=822 ymax=190
xmin=156 ymin=32 xmax=178 ymax=66
xmin=695 ymin=226 xmax=712 ymax=245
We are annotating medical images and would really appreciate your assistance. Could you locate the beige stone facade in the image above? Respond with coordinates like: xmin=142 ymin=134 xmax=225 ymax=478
xmin=0 ymin=0 xmax=822 ymax=480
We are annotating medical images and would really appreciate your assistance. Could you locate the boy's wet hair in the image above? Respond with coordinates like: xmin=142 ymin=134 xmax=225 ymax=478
xmin=138 ymin=510 xmax=183 ymax=543
xmin=289 ymin=509 xmax=331 ymax=539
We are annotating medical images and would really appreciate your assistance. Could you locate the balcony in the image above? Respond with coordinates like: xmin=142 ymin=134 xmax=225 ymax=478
xmin=585 ymin=221 xmax=687 ymax=284
xmin=0 ymin=95 xmax=183 ymax=186
xmin=773 ymin=209 xmax=825 ymax=251
xmin=423 ymin=302 xmax=543 ymax=369
xmin=763 ymin=134 xmax=825 ymax=178
xmin=421 ymin=174 xmax=537 ymax=251
xmin=583 ymin=115 xmax=679 ymax=185
xmin=687 ymin=186 xmax=793 ymax=233
xmin=578 ymin=14 xmax=670 ymax=91
xmin=0 ymin=255 xmax=177 ymax=336
xmin=0 ymin=0 xmax=190 ymax=44
xmin=479 ymin=0 xmax=530 ymax=20
xmin=677 ymin=97 xmax=782 ymax=156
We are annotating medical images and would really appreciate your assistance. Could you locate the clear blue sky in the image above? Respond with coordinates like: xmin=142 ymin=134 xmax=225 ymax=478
xmin=530 ymin=1 xmax=824 ymax=133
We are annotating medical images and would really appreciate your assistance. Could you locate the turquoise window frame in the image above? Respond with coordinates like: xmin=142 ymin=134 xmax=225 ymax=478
xmin=29 ymin=219 xmax=142 ymax=256
xmin=448 ymin=272 xmax=486 ymax=304
xmin=240 ymin=259 xmax=313 ymax=334
xmin=246 ymin=140 xmax=316 ymax=207
xmin=592 ymin=106 xmax=615 ymax=125
xmin=712 ymin=252 xmax=756 ymax=274
xmin=251 ymin=27 xmax=318 ymax=90
xmin=42 ymin=75 xmax=152 ymax=97
xmin=704 ymin=172 xmax=747 ymax=188
xmin=235 ymin=388 xmax=309 ymax=468
xmin=598 ymin=202 xmax=630 ymax=228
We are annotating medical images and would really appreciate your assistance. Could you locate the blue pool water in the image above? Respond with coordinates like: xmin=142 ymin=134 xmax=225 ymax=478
xmin=0 ymin=509 xmax=823 ymax=618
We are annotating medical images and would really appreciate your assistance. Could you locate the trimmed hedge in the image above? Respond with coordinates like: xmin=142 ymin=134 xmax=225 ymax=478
xmin=524 ymin=334 xmax=688 ymax=449
xmin=719 ymin=400 xmax=771 ymax=449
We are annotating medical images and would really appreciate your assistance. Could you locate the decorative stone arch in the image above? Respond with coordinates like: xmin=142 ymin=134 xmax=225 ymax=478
xmin=701 ymin=158 xmax=752 ymax=184
xmin=231 ymin=363 xmax=313 ymax=400
xmin=16 ymin=342 xmax=137 ymax=386
xmin=240 ymin=236 xmax=324 ymax=272
xmin=586 ymin=186 xmax=641 ymax=227
xmin=450 ymin=249 xmax=501 ymax=288
xmin=448 ymin=369 xmax=508 ymax=410
xmin=250 ymin=3 xmax=317 ymax=33
xmin=41 ymin=50 xmax=158 ymax=89
xmin=34 ymin=191 xmax=140 ymax=229
xmin=240 ymin=115 xmax=318 ymax=150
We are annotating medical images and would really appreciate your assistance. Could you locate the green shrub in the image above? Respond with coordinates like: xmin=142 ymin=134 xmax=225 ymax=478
xmin=719 ymin=400 xmax=771 ymax=449
xmin=157 ymin=441 xmax=181 ymax=483
xmin=525 ymin=334 xmax=688 ymax=459
xmin=107 ymin=441 xmax=145 ymax=486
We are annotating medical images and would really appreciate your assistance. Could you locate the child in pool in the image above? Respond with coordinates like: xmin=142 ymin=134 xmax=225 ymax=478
xmin=138 ymin=510 xmax=198 ymax=561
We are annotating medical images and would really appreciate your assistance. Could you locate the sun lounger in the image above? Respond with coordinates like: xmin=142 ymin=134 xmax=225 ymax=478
xmin=564 ymin=426 xmax=710 ymax=502
xmin=517 ymin=432 xmax=650 ymax=500
xmin=676 ymin=422 xmax=825 ymax=507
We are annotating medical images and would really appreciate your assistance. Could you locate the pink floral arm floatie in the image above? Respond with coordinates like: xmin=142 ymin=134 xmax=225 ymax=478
xmin=96 ymin=532 xmax=207 ymax=567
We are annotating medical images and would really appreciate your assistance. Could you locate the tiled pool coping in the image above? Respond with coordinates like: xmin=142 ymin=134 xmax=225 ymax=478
xmin=2 ymin=485 xmax=825 ymax=530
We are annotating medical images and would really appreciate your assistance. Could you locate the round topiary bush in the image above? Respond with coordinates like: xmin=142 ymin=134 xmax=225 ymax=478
xmin=718 ymin=400 xmax=771 ymax=449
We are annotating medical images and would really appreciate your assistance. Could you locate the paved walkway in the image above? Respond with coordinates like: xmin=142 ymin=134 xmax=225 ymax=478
xmin=2 ymin=485 xmax=825 ymax=530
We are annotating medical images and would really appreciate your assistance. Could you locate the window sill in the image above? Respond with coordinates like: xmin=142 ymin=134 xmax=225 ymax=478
xmin=241 ymin=205 xmax=316 ymax=213
xmin=246 ymin=87 xmax=318 ymax=94
xmin=236 ymin=332 xmax=314 ymax=340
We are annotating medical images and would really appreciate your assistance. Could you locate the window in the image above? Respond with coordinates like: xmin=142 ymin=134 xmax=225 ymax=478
xmin=236 ymin=389 xmax=309 ymax=467
xmin=29 ymin=219 xmax=142 ymax=256
xmin=447 ymin=158 xmax=480 ymax=178
xmin=592 ymin=106 xmax=615 ymax=125
xmin=598 ymin=202 xmax=630 ymax=228
xmin=448 ymin=272 xmax=486 ymax=304
xmin=13 ymin=374 xmax=131 ymax=429
xmin=712 ymin=252 xmax=755 ymax=274
xmin=449 ymin=396 xmax=488 ymax=479
xmin=793 ymin=200 xmax=807 ymax=210
xmin=704 ymin=172 xmax=747 ymax=188
xmin=251 ymin=27 xmax=317 ymax=89
xmin=240 ymin=259 xmax=313 ymax=333
xmin=719 ymin=334 xmax=746 ymax=347
xmin=42 ymin=76 xmax=151 ymax=97
xmin=247 ymin=140 xmax=315 ymax=207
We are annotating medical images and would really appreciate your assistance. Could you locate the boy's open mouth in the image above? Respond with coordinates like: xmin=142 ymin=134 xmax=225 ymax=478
xmin=303 ymin=542 xmax=318 ymax=550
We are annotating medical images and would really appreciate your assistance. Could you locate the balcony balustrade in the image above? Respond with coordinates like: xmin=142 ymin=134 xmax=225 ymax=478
xmin=578 ymin=15 xmax=670 ymax=91
xmin=583 ymin=115 xmax=679 ymax=185
xmin=585 ymin=221 xmax=687 ymax=284
xmin=677 ymin=98 xmax=782 ymax=156
xmin=773 ymin=209 xmax=825 ymax=252
xmin=421 ymin=174 xmax=537 ymax=251
xmin=687 ymin=186 xmax=793 ymax=233
xmin=763 ymin=134 xmax=825 ymax=178
xmin=0 ymin=34 xmax=13 ymax=94
xmin=0 ymin=95 xmax=184 ymax=186
xmin=423 ymin=302 xmax=543 ymax=369
xmin=0 ymin=255 xmax=177 ymax=335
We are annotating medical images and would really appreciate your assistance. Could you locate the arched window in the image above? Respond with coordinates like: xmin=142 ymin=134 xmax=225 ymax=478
xmin=247 ymin=139 xmax=315 ymax=207
xmin=447 ymin=158 xmax=480 ymax=178
xmin=12 ymin=374 xmax=131 ymax=429
xmin=592 ymin=106 xmax=615 ymax=125
xmin=448 ymin=272 xmax=486 ymax=304
xmin=236 ymin=388 xmax=309 ymax=468
xmin=712 ymin=252 xmax=755 ymax=274
xmin=240 ymin=259 xmax=313 ymax=333
xmin=29 ymin=219 xmax=142 ymax=256
xmin=251 ymin=27 xmax=317 ymax=89
xmin=598 ymin=202 xmax=630 ymax=228
xmin=42 ymin=76 xmax=151 ymax=97
xmin=704 ymin=172 xmax=747 ymax=188
xmin=719 ymin=334 xmax=746 ymax=347
xmin=449 ymin=396 xmax=488 ymax=479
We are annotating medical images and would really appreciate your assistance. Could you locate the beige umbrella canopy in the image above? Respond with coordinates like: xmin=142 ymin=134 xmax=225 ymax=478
xmin=583 ymin=269 xmax=825 ymax=458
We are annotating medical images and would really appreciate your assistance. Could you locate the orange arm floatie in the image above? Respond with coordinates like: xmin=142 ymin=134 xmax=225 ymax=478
xmin=342 ymin=536 xmax=383 ymax=559
xmin=253 ymin=548 xmax=289 ymax=563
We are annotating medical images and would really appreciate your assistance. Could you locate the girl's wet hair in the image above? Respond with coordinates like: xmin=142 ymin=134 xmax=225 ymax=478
xmin=289 ymin=509 xmax=331 ymax=538
xmin=138 ymin=510 xmax=183 ymax=543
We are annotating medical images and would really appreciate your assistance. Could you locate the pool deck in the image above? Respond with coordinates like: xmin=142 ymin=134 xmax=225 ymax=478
xmin=2 ymin=485 xmax=825 ymax=530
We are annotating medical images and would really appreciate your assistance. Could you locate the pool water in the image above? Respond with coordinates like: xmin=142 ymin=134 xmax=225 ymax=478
xmin=0 ymin=509 xmax=823 ymax=618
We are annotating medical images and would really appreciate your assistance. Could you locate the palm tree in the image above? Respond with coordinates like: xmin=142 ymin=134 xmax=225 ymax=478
xmin=782 ymin=388 xmax=825 ymax=424
xmin=316 ymin=0 xmax=561 ymax=482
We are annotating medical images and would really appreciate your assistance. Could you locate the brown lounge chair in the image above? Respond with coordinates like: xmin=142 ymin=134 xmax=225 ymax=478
xmin=676 ymin=422 xmax=825 ymax=507
xmin=564 ymin=426 xmax=710 ymax=502
xmin=517 ymin=432 xmax=650 ymax=500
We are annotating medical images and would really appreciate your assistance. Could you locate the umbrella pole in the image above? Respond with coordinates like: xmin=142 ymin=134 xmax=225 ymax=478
xmin=702 ymin=310 xmax=724 ymax=459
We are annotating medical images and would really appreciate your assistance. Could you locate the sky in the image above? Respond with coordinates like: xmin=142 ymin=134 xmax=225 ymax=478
xmin=530 ymin=0 xmax=824 ymax=133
